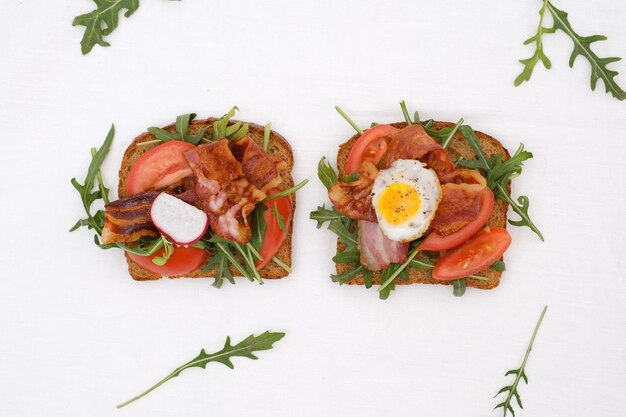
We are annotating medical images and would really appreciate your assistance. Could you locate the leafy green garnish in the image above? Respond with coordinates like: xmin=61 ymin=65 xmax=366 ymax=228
xmin=116 ymin=331 xmax=285 ymax=409
xmin=211 ymin=106 xmax=250 ymax=141
xmin=152 ymin=236 xmax=174 ymax=266
xmin=459 ymin=125 xmax=543 ymax=241
xmin=272 ymin=203 xmax=287 ymax=232
xmin=335 ymin=106 xmax=363 ymax=135
xmin=70 ymin=124 xmax=115 ymax=235
xmin=516 ymin=0 xmax=625 ymax=101
xmin=146 ymin=113 xmax=207 ymax=146
xmin=452 ymin=279 xmax=466 ymax=297
xmin=263 ymin=179 xmax=309 ymax=202
xmin=263 ymin=123 xmax=272 ymax=151
xmin=399 ymin=100 xmax=413 ymax=125
xmin=73 ymin=0 xmax=140 ymax=55
xmin=318 ymin=157 xmax=339 ymax=190
xmin=494 ymin=306 xmax=548 ymax=416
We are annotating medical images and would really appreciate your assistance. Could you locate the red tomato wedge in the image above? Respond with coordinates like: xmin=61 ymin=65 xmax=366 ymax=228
xmin=256 ymin=188 xmax=293 ymax=270
xmin=127 ymin=246 xmax=208 ymax=276
xmin=126 ymin=141 xmax=196 ymax=196
xmin=420 ymin=188 xmax=495 ymax=251
xmin=345 ymin=124 xmax=399 ymax=174
xmin=432 ymin=227 xmax=511 ymax=280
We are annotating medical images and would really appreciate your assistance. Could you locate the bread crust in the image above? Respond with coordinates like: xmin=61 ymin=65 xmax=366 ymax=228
xmin=335 ymin=121 xmax=511 ymax=290
xmin=118 ymin=118 xmax=295 ymax=281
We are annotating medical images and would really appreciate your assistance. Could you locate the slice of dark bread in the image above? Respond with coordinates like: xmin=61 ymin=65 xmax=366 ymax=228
xmin=117 ymin=118 xmax=295 ymax=281
xmin=335 ymin=121 xmax=511 ymax=290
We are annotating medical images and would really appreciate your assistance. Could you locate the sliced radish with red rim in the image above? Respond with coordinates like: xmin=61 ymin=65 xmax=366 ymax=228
xmin=150 ymin=193 xmax=208 ymax=246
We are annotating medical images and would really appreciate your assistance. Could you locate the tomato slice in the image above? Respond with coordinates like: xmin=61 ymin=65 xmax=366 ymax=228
xmin=420 ymin=188 xmax=495 ymax=251
xmin=256 ymin=188 xmax=293 ymax=270
xmin=126 ymin=141 xmax=196 ymax=196
xmin=127 ymin=246 xmax=208 ymax=277
xmin=345 ymin=124 xmax=399 ymax=174
xmin=432 ymin=227 xmax=511 ymax=280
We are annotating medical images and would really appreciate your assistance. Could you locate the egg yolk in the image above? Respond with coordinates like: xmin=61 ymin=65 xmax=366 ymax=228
xmin=378 ymin=182 xmax=421 ymax=225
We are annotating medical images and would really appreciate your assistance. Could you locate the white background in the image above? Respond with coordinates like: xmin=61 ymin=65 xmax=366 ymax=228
xmin=1 ymin=1 xmax=625 ymax=416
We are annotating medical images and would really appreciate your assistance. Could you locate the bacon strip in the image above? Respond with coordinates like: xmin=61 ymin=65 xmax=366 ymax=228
xmin=430 ymin=169 xmax=487 ymax=236
xmin=381 ymin=125 xmax=453 ymax=177
xmin=328 ymin=161 xmax=378 ymax=222
xmin=101 ymin=191 xmax=159 ymax=244
xmin=358 ymin=220 xmax=409 ymax=271
xmin=184 ymin=139 xmax=265 ymax=244
xmin=230 ymin=136 xmax=283 ymax=193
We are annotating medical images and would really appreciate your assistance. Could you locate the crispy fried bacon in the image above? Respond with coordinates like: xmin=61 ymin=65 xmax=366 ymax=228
xmin=328 ymin=161 xmax=378 ymax=222
xmin=184 ymin=139 xmax=265 ymax=244
xmin=358 ymin=220 xmax=409 ymax=271
xmin=430 ymin=169 xmax=487 ymax=236
xmin=380 ymin=125 xmax=453 ymax=177
xmin=230 ymin=136 xmax=283 ymax=193
xmin=101 ymin=191 xmax=159 ymax=244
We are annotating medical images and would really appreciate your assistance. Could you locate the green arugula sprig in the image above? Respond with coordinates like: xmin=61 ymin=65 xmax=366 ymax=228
xmin=73 ymin=0 xmax=139 ymax=55
xmin=145 ymin=113 xmax=207 ymax=146
xmin=458 ymin=126 xmax=543 ymax=240
xmin=210 ymin=106 xmax=250 ymax=142
xmin=516 ymin=0 xmax=625 ymax=101
xmin=117 ymin=331 xmax=285 ymax=408
xmin=494 ymin=306 xmax=548 ymax=417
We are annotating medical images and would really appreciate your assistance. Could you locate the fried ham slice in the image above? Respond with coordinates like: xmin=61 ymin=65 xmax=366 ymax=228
xmin=328 ymin=161 xmax=378 ymax=222
xmin=430 ymin=169 xmax=487 ymax=236
xmin=184 ymin=139 xmax=265 ymax=244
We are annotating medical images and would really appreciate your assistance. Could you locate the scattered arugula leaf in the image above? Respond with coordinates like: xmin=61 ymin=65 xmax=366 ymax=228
xmin=343 ymin=172 xmax=360 ymax=182
xmin=399 ymin=100 xmax=413 ymax=125
xmin=116 ymin=331 xmax=285 ymax=409
xmin=516 ymin=0 xmax=625 ymax=101
xmin=73 ymin=0 xmax=140 ymax=55
xmin=494 ymin=306 xmax=548 ymax=417
xmin=459 ymin=125 xmax=544 ymax=241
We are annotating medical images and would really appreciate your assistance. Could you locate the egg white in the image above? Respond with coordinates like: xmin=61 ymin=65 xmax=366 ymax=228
xmin=371 ymin=160 xmax=442 ymax=242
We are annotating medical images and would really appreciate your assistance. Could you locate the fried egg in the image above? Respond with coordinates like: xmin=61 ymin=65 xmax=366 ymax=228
xmin=371 ymin=160 xmax=442 ymax=242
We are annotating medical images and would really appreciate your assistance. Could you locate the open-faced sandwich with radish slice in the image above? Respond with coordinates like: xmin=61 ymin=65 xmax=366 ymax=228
xmin=310 ymin=102 xmax=542 ymax=299
xmin=71 ymin=107 xmax=307 ymax=287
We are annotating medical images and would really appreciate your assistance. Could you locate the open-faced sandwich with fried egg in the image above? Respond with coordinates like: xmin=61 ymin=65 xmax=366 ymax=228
xmin=311 ymin=102 xmax=542 ymax=299
xmin=71 ymin=108 xmax=306 ymax=287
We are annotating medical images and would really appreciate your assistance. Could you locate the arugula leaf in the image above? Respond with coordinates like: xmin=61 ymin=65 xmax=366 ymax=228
xmin=318 ymin=157 xmax=338 ymax=190
xmin=263 ymin=179 xmax=309 ymax=202
xmin=272 ymin=203 xmax=287 ymax=232
xmin=152 ymin=236 xmax=174 ymax=266
xmin=147 ymin=113 xmax=206 ymax=146
xmin=335 ymin=106 xmax=363 ymax=135
xmin=70 ymin=124 xmax=115 ymax=235
xmin=491 ymin=260 xmax=507 ymax=272
xmin=516 ymin=0 xmax=625 ymax=101
xmin=116 ymin=331 xmax=285 ymax=409
xmin=494 ymin=306 xmax=548 ymax=416
xmin=459 ymin=125 xmax=544 ymax=241
xmin=210 ymin=106 xmax=250 ymax=141
xmin=452 ymin=279 xmax=466 ymax=297
xmin=263 ymin=123 xmax=272 ymax=151
xmin=515 ymin=0 xmax=555 ymax=86
xmin=73 ymin=0 xmax=140 ymax=55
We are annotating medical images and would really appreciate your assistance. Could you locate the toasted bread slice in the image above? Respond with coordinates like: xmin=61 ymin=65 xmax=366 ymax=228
xmin=117 ymin=118 xmax=295 ymax=281
xmin=335 ymin=121 xmax=510 ymax=290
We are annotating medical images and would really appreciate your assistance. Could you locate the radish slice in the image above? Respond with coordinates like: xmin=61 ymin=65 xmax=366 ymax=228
xmin=150 ymin=193 xmax=209 ymax=246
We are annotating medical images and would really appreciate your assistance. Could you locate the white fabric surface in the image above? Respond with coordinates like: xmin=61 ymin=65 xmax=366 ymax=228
xmin=0 ymin=1 xmax=624 ymax=416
